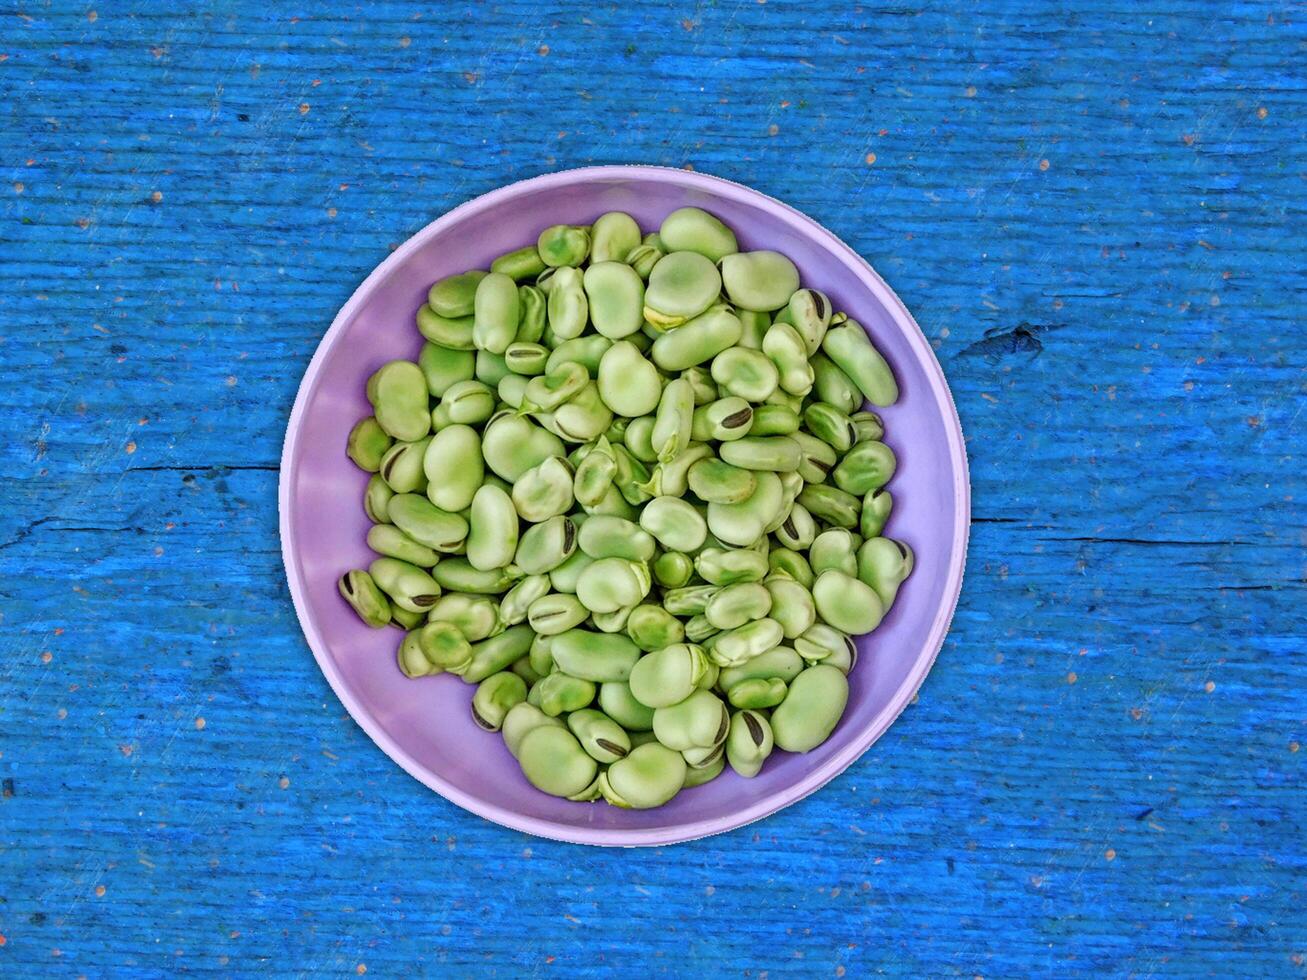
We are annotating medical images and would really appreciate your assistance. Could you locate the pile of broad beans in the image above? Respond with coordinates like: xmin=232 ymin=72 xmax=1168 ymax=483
xmin=339 ymin=207 xmax=912 ymax=808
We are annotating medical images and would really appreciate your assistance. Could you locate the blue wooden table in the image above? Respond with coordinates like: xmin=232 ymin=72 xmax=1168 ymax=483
xmin=2 ymin=2 xmax=1302 ymax=975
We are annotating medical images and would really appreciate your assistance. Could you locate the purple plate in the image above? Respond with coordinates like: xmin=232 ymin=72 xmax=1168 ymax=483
xmin=279 ymin=166 xmax=969 ymax=846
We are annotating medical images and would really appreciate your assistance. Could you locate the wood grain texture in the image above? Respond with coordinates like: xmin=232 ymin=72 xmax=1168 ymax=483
xmin=1 ymin=1 xmax=1303 ymax=975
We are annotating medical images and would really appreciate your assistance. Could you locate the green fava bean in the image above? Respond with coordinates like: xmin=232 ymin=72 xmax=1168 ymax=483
xmin=728 ymin=677 xmax=787 ymax=710
xmin=681 ymin=742 xmax=725 ymax=770
xmin=643 ymin=251 xmax=722 ymax=327
xmin=711 ymin=347 xmax=779 ymax=402
xmin=725 ymin=709 xmax=774 ymax=777
xmin=705 ymin=582 xmax=772 ymax=631
xmin=786 ymin=288 xmax=833 ymax=355
xmin=545 ymin=335 xmax=611 ymax=378
xmin=379 ymin=438 xmax=430 ymax=494
xmin=472 ymin=272 xmax=520 ymax=355
xmin=850 ymin=410 xmax=885 ymax=443
xmin=428 ymin=270 xmax=487 ymax=318
xmin=430 ymin=558 xmax=518 ymax=595
xmin=611 ymin=444 xmax=655 ymax=504
xmin=719 ymin=251 xmax=799 ymax=312
xmin=600 ymin=742 xmax=687 ymax=809
xmin=719 ymin=436 xmax=801 ymax=473
xmin=687 ymin=457 xmax=757 ymax=504
xmin=652 ymin=689 xmax=729 ymax=752
xmin=810 ymin=529 xmax=859 ymax=577
xmin=793 ymin=623 xmax=854 ymax=665
xmin=598 ymin=682 xmax=655 ymax=731
xmin=416 ymin=305 xmax=476 ymax=349
xmin=514 ymin=515 xmax=577 ymax=575
xmin=449 ymin=379 xmax=500 ymax=426
xmin=338 ymin=569 xmax=391 ymax=628
xmin=650 ymin=304 xmax=743 ymax=372
xmin=526 ymin=592 xmax=589 ymax=635
xmin=576 ymin=557 xmax=651 ymax=613
xmin=737 ymin=309 xmax=770 ymax=350
xmin=428 ymin=594 xmax=498 ymax=642
xmin=545 ymin=266 xmax=589 ymax=341
xmin=628 ymin=643 xmax=715 ymax=709
xmin=522 ymin=361 xmax=588 ymax=414
xmin=367 ymin=361 xmax=430 ymax=442
xmin=625 ymin=242 xmax=664 ymax=280
xmin=501 ymin=702 xmax=566 ymax=758
xmin=761 ymin=322 xmax=814 ymax=397
xmin=621 ymin=414 xmax=658 ymax=462
xmin=653 ymin=551 xmax=694 ymax=589
xmin=481 ymin=412 xmax=566 ymax=482
xmin=704 ymin=617 xmax=784 ymax=668
xmin=497 ymin=373 xmax=527 ymax=410
xmin=504 ymin=342 xmax=549 ymax=376
xmin=496 ymin=574 xmax=552 ymax=628
xmin=626 ymin=604 xmax=686 ymax=651
xmin=491 ymin=244 xmax=546 ymax=282
xmin=568 ymin=709 xmax=632 ymax=763
xmin=860 ymin=487 xmax=893 ymax=538
xmin=769 ymin=471 xmax=804 ymax=534
xmin=813 ymin=570 xmax=885 ymax=635
xmin=550 ymin=382 xmax=613 ymax=443
xmin=388 ymin=493 xmax=469 ymax=552
xmin=718 ymin=645 xmax=805 ymax=690
xmin=578 ymin=515 xmax=655 ymax=562
xmin=471 ymin=671 xmax=527 ymax=731
xmin=590 ymin=211 xmax=642 ymax=263
xmin=422 ymin=424 xmax=483 ymax=513
xmin=683 ymin=614 xmax=718 ymax=644
xmin=550 ymin=629 xmax=642 ymax=683
xmin=690 ymin=397 xmax=754 ymax=443
xmin=682 ymin=366 xmax=719 ymax=405
xmin=775 ymin=502 xmax=817 ymax=550
xmin=639 ymin=496 xmax=707 ymax=553
xmin=797 ymin=484 xmax=861 ymax=529
xmin=364 ymin=474 xmax=394 ymax=524
xmin=547 ymin=547 xmax=593 ymax=594
xmin=368 ymin=557 xmax=441 ymax=613
xmin=597 ymin=341 xmax=661 ymax=417
xmin=658 ymin=207 xmax=738 ymax=262
xmin=663 ymin=584 xmax=718 ymax=617
xmin=771 ymin=664 xmax=849 ymax=753
xmin=534 ymin=671 xmax=597 ymax=717
xmin=537 ymin=224 xmax=590 ymax=267
xmin=573 ymin=439 xmax=618 ymax=508
xmin=528 ymin=634 xmax=555 ymax=676
xmin=683 ymin=754 xmax=725 ymax=787
xmin=810 ymin=353 xmax=862 ymax=414
xmin=584 ymin=483 xmax=640 ymax=520
xmin=584 ymin=262 xmax=645 ymax=339
xmin=804 ymin=403 xmax=857 ymax=453
xmin=465 ymin=485 xmax=519 ymax=572
xmin=790 ymin=431 xmax=836 ymax=485
xmin=650 ymin=378 xmax=694 ymax=464
xmin=707 ymin=470 xmax=783 ymax=546
xmin=856 ymin=537 xmax=914 ymax=609
xmin=695 ymin=547 xmax=768 ymax=585
xmin=461 ymin=625 xmax=535 ymax=683
xmin=512 ymin=457 xmax=575 ymax=522
xmin=642 ymin=443 xmax=711 ymax=498
xmin=474 ymin=350 xmax=511 ymax=387
xmin=513 ymin=285 xmax=546 ymax=346
xmin=416 ymin=620 xmax=472 ymax=673
xmin=764 ymin=576 xmax=817 ymax=639
xmin=347 ymin=417 xmax=392 ymax=472
xmin=397 ymin=629 xmax=435 ymax=678
xmin=418 ymin=343 xmax=477 ymax=397
xmin=367 ymin=523 xmax=437 ymax=567
xmin=517 ymin=725 xmax=597 ymax=797
xmin=768 ymin=547 xmax=815 ymax=588
xmin=822 ymin=320 xmax=899 ymax=407
xmin=833 ymin=440 xmax=897 ymax=495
